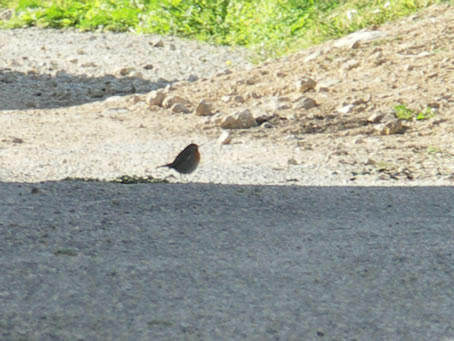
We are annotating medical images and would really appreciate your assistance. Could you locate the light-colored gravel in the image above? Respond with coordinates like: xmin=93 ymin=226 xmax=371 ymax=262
xmin=1 ymin=5 xmax=454 ymax=186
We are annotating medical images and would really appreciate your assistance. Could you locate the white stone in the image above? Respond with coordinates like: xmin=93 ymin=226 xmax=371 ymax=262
xmin=220 ymin=109 xmax=257 ymax=129
xmin=162 ymin=96 xmax=191 ymax=109
xmin=145 ymin=90 xmax=166 ymax=107
xmin=218 ymin=130 xmax=232 ymax=145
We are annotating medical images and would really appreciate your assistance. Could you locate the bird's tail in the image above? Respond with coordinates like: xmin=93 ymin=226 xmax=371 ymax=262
xmin=156 ymin=163 xmax=172 ymax=169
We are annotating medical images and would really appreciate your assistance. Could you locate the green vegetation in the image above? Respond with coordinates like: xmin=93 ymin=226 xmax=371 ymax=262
xmin=393 ymin=104 xmax=414 ymax=120
xmin=0 ymin=0 xmax=451 ymax=59
xmin=394 ymin=104 xmax=436 ymax=121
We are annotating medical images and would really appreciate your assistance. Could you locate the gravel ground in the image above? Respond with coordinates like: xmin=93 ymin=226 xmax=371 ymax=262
xmin=1 ymin=9 xmax=454 ymax=185
xmin=1 ymin=182 xmax=454 ymax=340
xmin=0 ymin=28 xmax=252 ymax=110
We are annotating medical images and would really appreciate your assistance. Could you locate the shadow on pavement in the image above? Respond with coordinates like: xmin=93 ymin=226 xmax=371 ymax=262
xmin=1 ymin=181 xmax=453 ymax=340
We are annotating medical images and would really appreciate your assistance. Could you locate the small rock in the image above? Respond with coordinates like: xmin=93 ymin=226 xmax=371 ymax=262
xmin=367 ymin=111 xmax=386 ymax=123
xmin=116 ymin=67 xmax=136 ymax=76
xmin=221 ymin=96 xmax=232 ymax=103
xmin=171 ymin=103 xmax=191 ymax=113
xmin=132 ymin=71 xmax=144 ymax=79
xmin=143 ymin=64 xmax=154 ymax=70
xmin=262 ymin=122 xmax=273 ymax=129
xmin=246 ymin=91 xmax=261 ymax=99
xmin=151 ymin=39 xmax=164 ymax=48
xmin=246 ymin=77 xmax=258 ymax=85
xmin=218 ymin=130 xmax=232 ymax=145
xmin=338 ymin=104 xmax=354 ymax=114
xmin=428 ymin=117 xmax=446 ymax=126
xmin=294 ymin=96 xmax=317 ymax=110
xmin=11 ymin=137 xmax=24 ymax=144
xmin=221 ymin=109 xmax=257 ymax=129
xmin=233 ymin=95 xmax=245 ymax=103
xmin=80 ymin=62 xmax=96 ymax=68
xmin=195 ymin=100 xmax=214 ymax=116
xmin=145 ymin=90 xmax=166 ymax=107
xmin=188 ymin=74 xmax=199 ymax=82
xmin=162 ymin=96 xmax=191 ymax=109
xmin=288 ymin=158 xmax=299 ymax=165
xmin=295 ymin=77 xmax=316 ymax=92
xmin=375 ymin=119 xmax=406 ymax=135
xmin=253 ymin=111 xmax=275 ymax=124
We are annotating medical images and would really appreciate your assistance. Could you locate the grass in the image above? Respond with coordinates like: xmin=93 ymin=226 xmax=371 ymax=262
xmin=0 ymin=0 xmax=452 ymax=59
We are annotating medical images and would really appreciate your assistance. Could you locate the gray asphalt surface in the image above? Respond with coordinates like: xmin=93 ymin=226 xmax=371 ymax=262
xmin=1 ymin=182 xmax=453 ymax=340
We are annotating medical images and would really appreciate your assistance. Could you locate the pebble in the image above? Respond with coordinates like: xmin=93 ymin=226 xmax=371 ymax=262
xmin=162 ymin=95 xmax=191 ymax=109
xmin=295 ymin=77 xmax=316 ymax=92
xmin=221 ymin=109 xmax=257 ymax=129
xmin=195 ymin=99 xmax=214 ymax=116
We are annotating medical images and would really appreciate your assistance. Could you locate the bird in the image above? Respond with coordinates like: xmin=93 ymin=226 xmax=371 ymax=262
xmin=157 ymin=143 xmax=200 ymax=174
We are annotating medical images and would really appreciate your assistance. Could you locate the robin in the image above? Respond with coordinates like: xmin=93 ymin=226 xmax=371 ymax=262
xmin=158 ymin=143 xmax=200 ymax=174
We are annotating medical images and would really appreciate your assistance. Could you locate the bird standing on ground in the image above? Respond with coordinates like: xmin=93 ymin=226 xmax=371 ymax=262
xmin=158 ymin=143 xmax=200 ymax=174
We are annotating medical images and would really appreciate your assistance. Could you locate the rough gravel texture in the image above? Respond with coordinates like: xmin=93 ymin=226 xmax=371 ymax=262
xmin=0 ymin=28 xmax=252 ymax=110
xmin=1 ymin=182 xmax=454 ymax=341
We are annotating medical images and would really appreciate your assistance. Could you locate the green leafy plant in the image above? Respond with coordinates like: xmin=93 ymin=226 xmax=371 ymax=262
xmin=394 ymin=104 xmax=436 ymax=121
xmin=0 ymin=0 xmax=450 ymax=60
xmin=415 ymin=107 xmax=436 ymax=120
xmin=394 ymin=104 xmax=414 ymax=120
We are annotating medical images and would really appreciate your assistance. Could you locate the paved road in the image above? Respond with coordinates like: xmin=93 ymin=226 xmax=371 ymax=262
xmin=1 ymin=182 xmax=453 ymax=340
